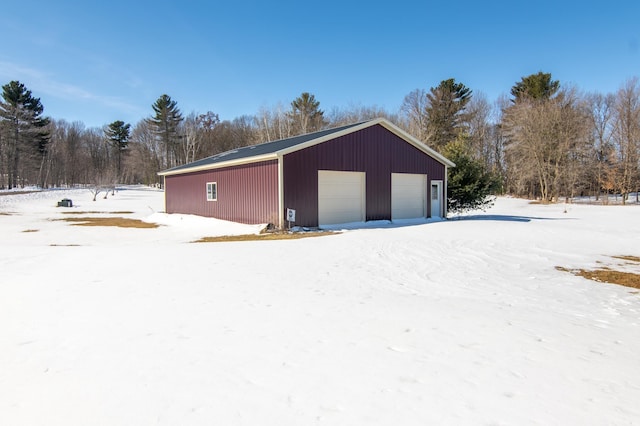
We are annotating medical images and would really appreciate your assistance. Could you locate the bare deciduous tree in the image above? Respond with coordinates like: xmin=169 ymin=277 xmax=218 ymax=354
xmin=127 ymin=120 xmax=162 ymax=185
xmin=400 ymin=89 xmax=429 ymax=142
xmin=585 ymin=92 xmax=615 ymax=201
xmin=466 ymin=93 xmax=493 ymax=164
xmin=181 ymin=113 xmax=200 ymax=165
xmin=326 ymin=104 xmax=398 ymax=127
xmin=611 ymin=78 xmax=640 ymax=204
xmin=503 ymin=88 xmax=589 ymax=201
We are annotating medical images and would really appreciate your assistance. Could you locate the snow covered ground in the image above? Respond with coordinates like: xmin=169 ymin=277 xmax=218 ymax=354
xmin=1 ymin=186 xmax=639 ymax=425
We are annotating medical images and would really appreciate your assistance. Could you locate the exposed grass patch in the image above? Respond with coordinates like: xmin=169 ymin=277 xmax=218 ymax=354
xmin=572 ymin=268 xmax=640 ymax=289
xmin=612 ymin=255 xmax=640 ymax=263
xmin=22 ymin=229 xmax=39 ymax=233
xmin=557 ymin=259 xmax=640 ymax=290
xmin=50 ymin=244 xmax=82 ymax=247
xmin=61 ymin=211 xmax=134 ymax=215
xmin=193 ymin=231 xmax=336 ymax=243
xmin=0 ymin=212 xmax=12 ymax=215
xmin=56 ymin=217 xmax=159 ymax=228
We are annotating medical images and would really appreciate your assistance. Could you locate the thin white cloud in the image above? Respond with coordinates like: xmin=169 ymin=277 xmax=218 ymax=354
xmin=0 ymin=60 xmax=143 ymax=115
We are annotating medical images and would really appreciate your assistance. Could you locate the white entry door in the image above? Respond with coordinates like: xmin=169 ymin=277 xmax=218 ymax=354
xmin=318 ymin=170 xmax=365 ymax=225
xmin=391 ymin=173 xmax=426 ymax=220
xmin=431 ymin=180 xmax=443 ymax=218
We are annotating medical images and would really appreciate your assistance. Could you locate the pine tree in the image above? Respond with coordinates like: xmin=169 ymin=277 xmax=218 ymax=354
xmin=146 ymin=94 xmax=183 ymax=168
xmin=511 ymin=71 xmax=560 ymax=102
xmin=104 ymin=120 xmax=131 ymax=181
xmin=443 ymin=136 xmax=499 ymax=214
xmin=0 ymin=81 xmax=49 ymax=188
xmin=425 ymin=78 xmax=472 ymax=151
xmin=289 ymin=92 xmax=325 ymax=134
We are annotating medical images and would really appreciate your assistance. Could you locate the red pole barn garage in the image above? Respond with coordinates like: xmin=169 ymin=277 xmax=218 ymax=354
xmin=158 ymin=118 xmax=455 ymax=229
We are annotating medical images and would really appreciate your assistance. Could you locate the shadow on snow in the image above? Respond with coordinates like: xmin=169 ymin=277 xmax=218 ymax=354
xmin=451 ymin=214 xmax=572 ymax=223
xmin=319 ymin=214 xmax=572 ymax=231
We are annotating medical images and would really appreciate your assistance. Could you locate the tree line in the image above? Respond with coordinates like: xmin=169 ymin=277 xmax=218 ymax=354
xmin=1 ymin=73 xmax=639 ymax=208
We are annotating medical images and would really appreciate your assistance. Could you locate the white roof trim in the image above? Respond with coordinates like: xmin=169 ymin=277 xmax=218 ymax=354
xmin=158 ymin=153 xmax=278 ymax=176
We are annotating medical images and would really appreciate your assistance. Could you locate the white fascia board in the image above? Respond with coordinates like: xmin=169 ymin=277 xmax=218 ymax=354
xmin=277 ymin=154 xmax=284 ymax=229
xmin=157 ymin=153 xmax=279 ymax=176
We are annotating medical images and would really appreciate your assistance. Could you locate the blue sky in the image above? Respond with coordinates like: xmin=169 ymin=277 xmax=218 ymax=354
xmin=1 ymin=1 xmax=638 ymax=128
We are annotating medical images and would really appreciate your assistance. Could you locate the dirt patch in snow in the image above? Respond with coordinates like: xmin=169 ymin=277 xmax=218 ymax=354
xmin=193 ymin=231 xmax=336 ymax=243
xmin=612 ymin=255 xmax=640 ymax=263
xmin=557 ymin=255 xmax=640 ymax=290
xmin=55 ymin=217 xmax=159 ymax=228
xmin=61 ymin=211 xmax=134 ymax=215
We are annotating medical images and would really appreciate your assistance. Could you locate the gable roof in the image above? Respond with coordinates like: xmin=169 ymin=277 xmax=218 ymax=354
xmin=158 ymin=118 xmax=454 ymax=176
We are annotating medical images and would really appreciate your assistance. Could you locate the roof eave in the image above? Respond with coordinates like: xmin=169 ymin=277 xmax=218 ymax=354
xmin=157 ymin=153 xmax=279 ymax=176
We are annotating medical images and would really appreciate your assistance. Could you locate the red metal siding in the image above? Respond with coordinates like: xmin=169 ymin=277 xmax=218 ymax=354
xmin=165 ymin=160 xmax=279 ymax=225
xmin=283 ymin=124 xmax=445 ymax=227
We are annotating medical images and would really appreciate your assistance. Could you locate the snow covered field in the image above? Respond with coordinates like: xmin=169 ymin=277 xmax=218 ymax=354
xmin=1 ymin=186 xmax=639 ymax=425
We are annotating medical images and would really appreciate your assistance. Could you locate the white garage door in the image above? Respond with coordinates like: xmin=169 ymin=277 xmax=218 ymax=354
xmin=318 ymin=170 xmax=365 ymax=225
xmin=392 ymin=173 xmax=426 ymax=219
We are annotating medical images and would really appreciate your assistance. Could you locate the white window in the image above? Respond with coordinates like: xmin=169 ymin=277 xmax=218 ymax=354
xmin=206 ymin=182 xmax=217 ymax=201
xmin=432 ymin=184 xmax=439 ymax=200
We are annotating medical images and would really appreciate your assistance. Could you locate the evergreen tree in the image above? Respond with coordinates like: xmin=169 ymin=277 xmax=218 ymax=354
xmin=511 ymin=71 xmax=560 ymax=102
xmin=443 ymin=136 xmax=499 ymax=214
xmin=289 ymin=92 xmax=325 ymax=134
xmin=146 ymin=94 xmax=183 ymax=168
xmin=104 ymin=120 xmax=131 ymax=181
xmin=425 ymin=78 xmax=472 ymax=151
xmin=0 ymin=81 xmax=49 ymax=188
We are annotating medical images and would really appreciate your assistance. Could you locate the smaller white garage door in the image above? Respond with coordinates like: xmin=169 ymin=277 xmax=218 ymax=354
xmin=392 ymin=173 xmax=426 ymax=219
xmin=318 ymin=170 xmax=365 ymax=225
